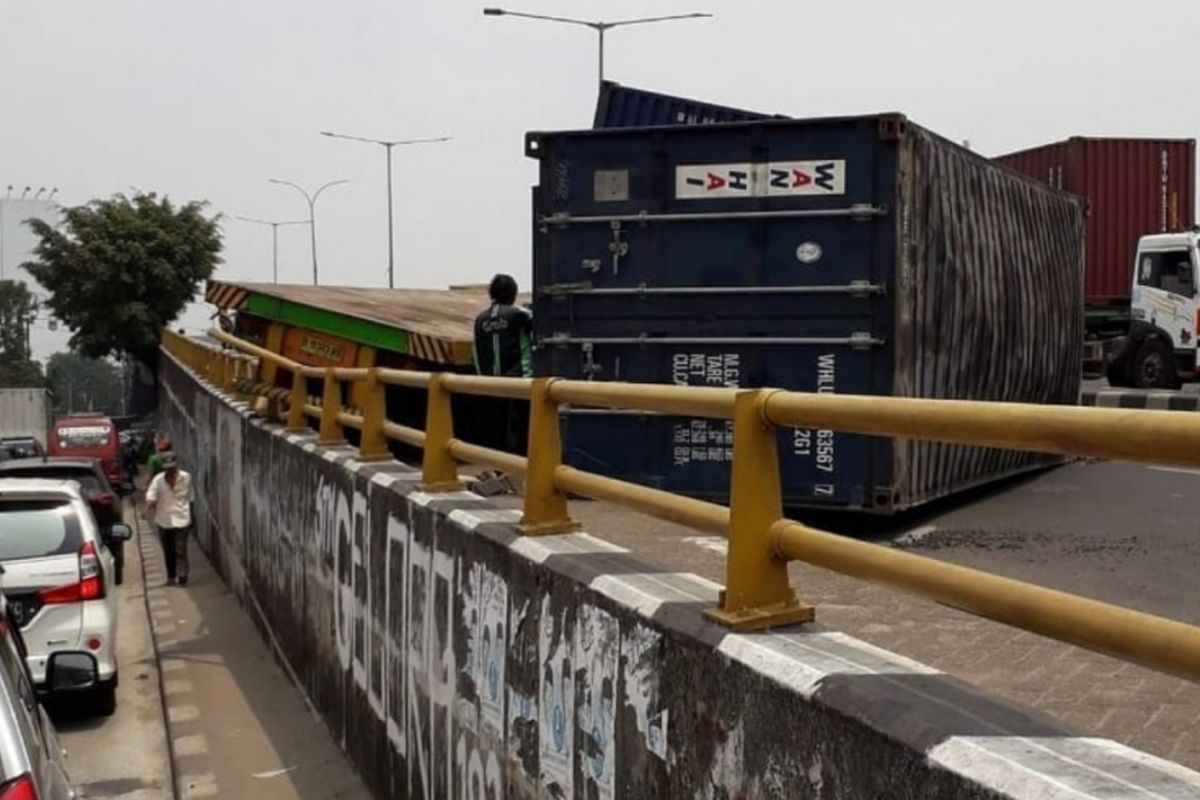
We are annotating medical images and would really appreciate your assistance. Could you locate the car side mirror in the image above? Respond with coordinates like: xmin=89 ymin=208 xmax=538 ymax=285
xmin=46 ymin=652 xmax=97 ymax=692
xmin=110 ymin=524 xmax=132 ymax=542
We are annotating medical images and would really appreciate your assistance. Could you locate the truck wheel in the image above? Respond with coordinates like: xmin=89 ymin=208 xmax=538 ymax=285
xmin=1133 ymin=338 xmax=1180 ymax=389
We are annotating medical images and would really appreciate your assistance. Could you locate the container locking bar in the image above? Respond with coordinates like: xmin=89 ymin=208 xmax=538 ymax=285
xmin=540 ymin=281 xmax=886 ymax=298
xmin=543 ymin=333 xmax=885 ymax=349
xmin=539 ymin=204 xmax=887 ymax=227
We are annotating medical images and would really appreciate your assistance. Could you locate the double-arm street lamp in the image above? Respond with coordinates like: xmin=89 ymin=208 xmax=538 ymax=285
xmin=268 ymin=178 xmax=350 ymax=286
xmin=231 ymin=216 xmax=310 ymax=284
xmin=320 ymin=132 xmax=452 ymax=289
xmin=482 ymin=8 xmax=712 ymax=91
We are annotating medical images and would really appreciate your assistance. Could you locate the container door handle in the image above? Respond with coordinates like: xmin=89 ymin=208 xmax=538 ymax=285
xmin=581 ymin=342 xmax=603 ymax=380
xmin=609 ymin=222 xmax=628 ymax=276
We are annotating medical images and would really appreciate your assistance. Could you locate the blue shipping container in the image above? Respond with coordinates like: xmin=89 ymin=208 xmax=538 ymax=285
xmin=527 ymin=115 xmax=1085 ymax=512
xmin=594 ymin=80 xmax=775 ymax=129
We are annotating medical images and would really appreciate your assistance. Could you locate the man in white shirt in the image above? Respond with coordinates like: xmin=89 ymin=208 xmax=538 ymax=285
xmin=145 ymin=452 xmax=194 ymax=586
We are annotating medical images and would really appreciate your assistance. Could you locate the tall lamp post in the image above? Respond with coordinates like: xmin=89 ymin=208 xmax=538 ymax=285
xmin=231 ymin=216 xmax=310 ymax=284
xmin=268 ymin=178 xmax=350 ymax=286
xmin=320 ymin=132 xmax=451 ymax=289
xmin=482 ymin=8 xmax=712 ymax=91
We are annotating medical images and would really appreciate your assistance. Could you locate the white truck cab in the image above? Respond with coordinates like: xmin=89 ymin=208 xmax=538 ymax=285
xmin=1108 ymin=231 xmax=1200 ymax=389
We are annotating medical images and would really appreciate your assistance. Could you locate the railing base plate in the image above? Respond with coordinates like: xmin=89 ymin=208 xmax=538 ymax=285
xmin=704 ymin=597 xmax=815 ymax=631
xmin=356 ymin=452 xmax=392 ymax=463
xmin=317 ymin=438 xmax=348 ymax=447
xmin=518 ymin=519 xmax=583 ymax=537
xmin=419 ymin=481 xmax=467 ymax=493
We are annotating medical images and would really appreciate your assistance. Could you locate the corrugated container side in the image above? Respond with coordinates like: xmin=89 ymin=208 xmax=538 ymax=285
xmin=995 ymin=138 xmax=1195 ymax=305
xmin=594 ymin=81 xmax=773 ymax=129
xmin=896 ymin=127 xmax=1085 ymax=506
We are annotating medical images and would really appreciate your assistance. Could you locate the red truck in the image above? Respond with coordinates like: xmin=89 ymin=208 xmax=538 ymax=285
xmin=994 ymin=137 xmax=1197 ymax=381
xmin=48 ymin=415 xmax=122 ymax=486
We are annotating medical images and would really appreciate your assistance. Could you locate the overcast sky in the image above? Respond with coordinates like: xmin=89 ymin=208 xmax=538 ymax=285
xmin=2 ymin=0 xmax=1198 ymax=360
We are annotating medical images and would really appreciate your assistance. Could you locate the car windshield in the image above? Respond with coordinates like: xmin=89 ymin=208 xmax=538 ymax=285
xmin=0 ymin=499 xmax=83 ymax=561
xmin=56 ymin=425 xmax=110 ymax=449
xmin=0 ymin=468 xmax=104 ymax=494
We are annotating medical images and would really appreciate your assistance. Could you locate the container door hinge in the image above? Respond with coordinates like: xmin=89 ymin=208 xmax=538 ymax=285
xmin=609 ymin=222 xmax=629 ymax=275
xmin=581 ymin=259 xmax=602 ymax=275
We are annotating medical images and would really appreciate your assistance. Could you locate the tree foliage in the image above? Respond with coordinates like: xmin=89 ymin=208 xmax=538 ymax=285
xmin=45 ymin=352 xmax=127 ymax=415
xmin=0 ymin=279 xmax=43 ymax=388
xmin=23 ymin=193 xmax=222 ymax=364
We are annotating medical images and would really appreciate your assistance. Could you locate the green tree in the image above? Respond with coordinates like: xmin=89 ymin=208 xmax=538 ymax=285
xmin=45 ymin=352 xmax=127 ymax=415
xmin=22 ymin=192 xmax=222 ymax=366
xmin=0 ymin=279 xmax=44 ymax=388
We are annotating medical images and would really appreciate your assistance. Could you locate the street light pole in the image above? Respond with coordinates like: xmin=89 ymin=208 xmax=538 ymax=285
xmin=385 ymin=144 xmax=394 ymax=288
xmin=482 ymin=8 xmax=713 ymax=91
xmin=320 ymin=131 xmax=452 ymax=289
xmin=268 ymin=178 xmax=350 ymax=286
xmin=232 ymin=216 xmax=310 ymax=283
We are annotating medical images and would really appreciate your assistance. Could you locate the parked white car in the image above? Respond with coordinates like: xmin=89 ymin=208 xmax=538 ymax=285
xmin=0 ymin=479 xmax=128 ymax=716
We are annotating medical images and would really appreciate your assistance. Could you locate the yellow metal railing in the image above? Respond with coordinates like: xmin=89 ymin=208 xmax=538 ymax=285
xmin=160 ymin=328 xmax=1200 ymax=683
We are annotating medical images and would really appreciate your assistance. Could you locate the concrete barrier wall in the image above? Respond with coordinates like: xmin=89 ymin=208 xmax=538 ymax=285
xmin=158 ymin=350 xmax=1200 ymax=800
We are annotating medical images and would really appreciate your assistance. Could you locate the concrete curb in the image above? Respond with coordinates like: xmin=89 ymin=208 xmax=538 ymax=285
xmin=1081 ymin=390 xmax=1200 ymax=410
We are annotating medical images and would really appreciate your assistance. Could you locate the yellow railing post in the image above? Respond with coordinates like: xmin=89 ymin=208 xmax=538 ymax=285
xmin=519 ymin=378 xmax=580 ymax=535
xmin=231 ymin=354 xmax=245 ymax=397
xmin=420 ymin=373 xmax=464 ymax=491
xmin=317 ymin=368 xmax=346 ymax=445
xmin=285 ymin=369 xmax=308 ymax=432
xmin=706 ymin=389 xmax=814 ymax=631
xmin=221 ymin=352 xmax=234 ymax=392
xmin=358 ymin=369 xmax=391 ymax=462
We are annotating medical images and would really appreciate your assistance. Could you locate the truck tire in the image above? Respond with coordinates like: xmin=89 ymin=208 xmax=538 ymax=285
xmin=1133 ymin=337 xmax=1180 ymax=389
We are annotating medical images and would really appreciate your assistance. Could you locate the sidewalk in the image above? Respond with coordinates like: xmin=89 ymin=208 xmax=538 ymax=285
xmin=135 ymin=516 xmax=371 ymax=800
xmin=51 ymin=501 xmax=173 ymax=800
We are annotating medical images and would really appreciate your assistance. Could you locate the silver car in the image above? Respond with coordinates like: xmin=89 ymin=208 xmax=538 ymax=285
xmin=0 ymin=592 xmax=77 ymax=798
xmin=0 ymin=480 xmax=128 ymax=716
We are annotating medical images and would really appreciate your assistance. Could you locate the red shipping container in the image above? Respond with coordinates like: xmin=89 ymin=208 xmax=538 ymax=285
xmin=995 ymin=138 xmax=1195 ymax=305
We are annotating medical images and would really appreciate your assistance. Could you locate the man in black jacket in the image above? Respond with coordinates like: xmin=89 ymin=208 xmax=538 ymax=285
xmin=473 ymin=274 xmax=532 ymax=379
xmin=473 ymin=274 xmax=533 ymax=455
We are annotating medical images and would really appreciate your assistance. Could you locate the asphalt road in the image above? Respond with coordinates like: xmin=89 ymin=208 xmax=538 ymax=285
xmin=889 ymin=459 xmax=1200 ymax=625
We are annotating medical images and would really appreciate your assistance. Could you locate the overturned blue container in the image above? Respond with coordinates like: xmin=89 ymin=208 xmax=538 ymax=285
xmin=527 ymin=114 xmax=1085 ymax=512
xmin=594 ymin=80 xmax=776 ymax=128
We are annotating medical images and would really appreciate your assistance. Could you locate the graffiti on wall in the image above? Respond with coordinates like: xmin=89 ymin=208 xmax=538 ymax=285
xmin=158 ymin=352 xmax=695 ymax=800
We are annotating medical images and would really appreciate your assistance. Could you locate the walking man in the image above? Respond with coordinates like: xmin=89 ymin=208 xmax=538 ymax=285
xmin=145 ymin=452 xmax=193 ymax=586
